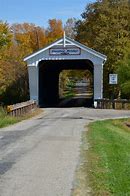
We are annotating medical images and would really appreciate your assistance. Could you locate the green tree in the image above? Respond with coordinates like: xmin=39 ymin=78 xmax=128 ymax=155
xmin=117 ymin=44 xmax=130 ymax=98
xmin=76 ymin=0 xmax=130 ymax=98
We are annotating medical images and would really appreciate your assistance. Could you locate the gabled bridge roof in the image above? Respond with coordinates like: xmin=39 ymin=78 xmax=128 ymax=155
xmin=24 ymin=34 xmax=107 ymax=62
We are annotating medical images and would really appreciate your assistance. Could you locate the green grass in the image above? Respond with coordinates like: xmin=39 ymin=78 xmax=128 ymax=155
xmin=0 ymin=107 xmax=22 ymax=128
xmin=85 ymin=119 xmax=130 ymax=195
xmin=0 ymin=107 xmax=42 ymax=128
xmin=72 ymin=119 xmax=130 ymax=196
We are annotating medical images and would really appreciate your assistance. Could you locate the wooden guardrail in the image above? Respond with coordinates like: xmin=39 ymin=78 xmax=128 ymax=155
xmin=95 ymin=99 xmax=130 ymax=110
xmin=7 ymin=100 xmax=37 ymax=116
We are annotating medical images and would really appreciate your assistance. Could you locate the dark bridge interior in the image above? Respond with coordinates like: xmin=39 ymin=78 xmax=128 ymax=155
xmin=39 ymin=59 xmax=94 ymax=107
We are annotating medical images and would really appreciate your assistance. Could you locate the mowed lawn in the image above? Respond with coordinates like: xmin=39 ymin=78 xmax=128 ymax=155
xmin=78 ymin=119 xmax=130 ymax=196
xmin=88 ymin=119 xmax=130 ymax=195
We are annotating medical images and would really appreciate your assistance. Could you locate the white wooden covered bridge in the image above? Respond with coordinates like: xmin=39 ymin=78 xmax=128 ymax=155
xmin=24 ymin=33 xmax=107 ymax=107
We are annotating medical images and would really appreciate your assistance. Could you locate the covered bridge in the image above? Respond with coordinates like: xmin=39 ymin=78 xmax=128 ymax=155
xmin=24 ymin=34 xmax=107 ymax=107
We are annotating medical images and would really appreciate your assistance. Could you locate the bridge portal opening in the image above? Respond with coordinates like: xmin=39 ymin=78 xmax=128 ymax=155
xmin=39 ymin=59 xmax=94 ymax=107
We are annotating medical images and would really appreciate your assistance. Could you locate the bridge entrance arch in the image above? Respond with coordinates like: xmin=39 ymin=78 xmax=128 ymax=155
xmin=24 ymin=34 xmax=107 ymax=107
xmin=38 ymin=59 xmax=93 ymax=107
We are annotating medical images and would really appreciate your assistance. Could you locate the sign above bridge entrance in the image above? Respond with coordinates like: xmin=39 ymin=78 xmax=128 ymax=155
xmin=49 ymin=48 xmax=81 ymax=55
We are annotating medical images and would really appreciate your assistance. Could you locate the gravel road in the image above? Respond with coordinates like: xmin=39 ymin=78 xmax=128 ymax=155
xmin=0 ymin=108 xmax=130 ymax=196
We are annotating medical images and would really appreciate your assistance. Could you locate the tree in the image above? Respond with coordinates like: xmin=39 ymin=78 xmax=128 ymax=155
xmin=11 ymin=23 xmax=47 ymax=55
xmin=0 ymin=42 xmax=29 ymax=104
xmin=117 ymin=43 xmax=130 ymax=98
xmin=64 ymin=18 xmax=77 ymax=39
xmin=75 ymin=0 xmax=130 ymax=98
xmin=46 ymin=19 xmax=64 ymax=43
xmin=0 ymin=21 xmax=12 ymax=49
xmin=0 ymin=21 xmax=12 ymax=98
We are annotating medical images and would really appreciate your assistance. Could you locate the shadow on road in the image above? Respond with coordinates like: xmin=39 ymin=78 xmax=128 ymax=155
xmin=40 ymin=97 xmax=93 ymax=108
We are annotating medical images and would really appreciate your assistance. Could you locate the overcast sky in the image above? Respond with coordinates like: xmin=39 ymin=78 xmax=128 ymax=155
xmin=0 ymin=0 xmax=95 ymax=27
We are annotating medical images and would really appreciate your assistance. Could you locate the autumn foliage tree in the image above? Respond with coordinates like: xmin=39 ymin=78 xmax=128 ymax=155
xmin=0 ymin=19 xmax=64 ymax=104
xmin=0 ymin=21 xmax=13 ymax=98
xmin=0 ymin=22 xmax=45 ymax=104
xmin=46 ymin=19 xmax=64 ymax=43
xmin=11 ymin=23 xmax=47 ymax=55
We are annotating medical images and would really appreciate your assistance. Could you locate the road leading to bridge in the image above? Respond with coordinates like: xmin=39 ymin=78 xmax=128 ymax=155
xmin=0 ymin=108 xmax=130 ymax=196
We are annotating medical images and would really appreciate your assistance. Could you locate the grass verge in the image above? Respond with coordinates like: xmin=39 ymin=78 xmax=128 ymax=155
xmin=0 ymin=107 xmax=43 ymax=128
xmin=72 ymin=119 xmax=130 ymax=196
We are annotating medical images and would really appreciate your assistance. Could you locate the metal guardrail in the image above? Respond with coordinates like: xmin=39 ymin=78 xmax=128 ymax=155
xmin=7 ymin=100 xmax=37 ymax=116
xmin=95 ymin=99 xmax=130 ymax=110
